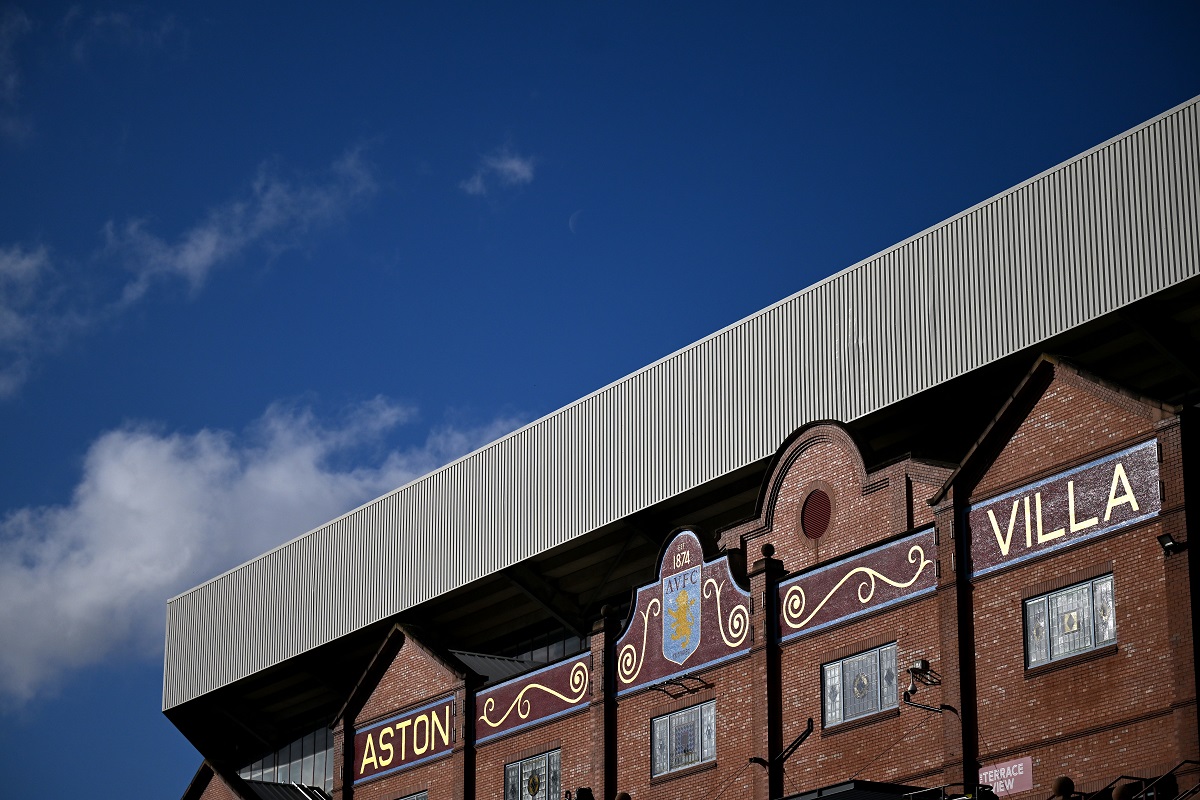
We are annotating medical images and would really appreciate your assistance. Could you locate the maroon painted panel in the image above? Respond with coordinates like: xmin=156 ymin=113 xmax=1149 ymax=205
xmin=777 ymin=528 xmax=937 ymax=641
xmin=968 ymin=440 xmax=1160 ymax=576
xmin=614 ymin=530 xmax=750 ymax=694
xmin=474 ymin=655 xmax=590 ymax=743
xmin=353 ymin=695 xmax=456 ymax=784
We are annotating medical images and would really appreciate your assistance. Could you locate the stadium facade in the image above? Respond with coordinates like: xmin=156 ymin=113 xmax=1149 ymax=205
xmin=168 ymin=97 xmax=1200 ymax=800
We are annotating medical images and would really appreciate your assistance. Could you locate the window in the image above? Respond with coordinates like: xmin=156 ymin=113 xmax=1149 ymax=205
xmin=399 ymin=794 xmax=428 ymax=800
xmin=237 ymin=727 xmax=334 ymax=793
xmin=822 ymin=643 xmax=897 ymax=727
xmin=505 ymin=750 xmax=560 ymax=800
xmin=651 ymin=700 xmax=716 ymax=777
xmin=1024 ymin=575 xmax=1115 ymax=668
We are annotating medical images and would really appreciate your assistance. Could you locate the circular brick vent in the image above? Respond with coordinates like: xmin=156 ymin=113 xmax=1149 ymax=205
xmin=801 ymin=489 xmax=832 ymax=540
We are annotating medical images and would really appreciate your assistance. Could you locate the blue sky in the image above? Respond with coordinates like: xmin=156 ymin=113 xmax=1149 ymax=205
xmin=1 ymin=3 xmax=1198 ymax=797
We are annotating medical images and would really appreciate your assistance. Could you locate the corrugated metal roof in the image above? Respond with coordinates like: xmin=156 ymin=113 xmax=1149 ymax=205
xmin=164 ymin=95 xmax=1200 ymax=711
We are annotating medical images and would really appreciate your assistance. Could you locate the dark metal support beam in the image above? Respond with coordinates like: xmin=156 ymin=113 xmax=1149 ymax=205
xmin=1118 ymin=306 xmax=1200 ymax=389
xmin=501 ymin=562 xmax=588 ymax=637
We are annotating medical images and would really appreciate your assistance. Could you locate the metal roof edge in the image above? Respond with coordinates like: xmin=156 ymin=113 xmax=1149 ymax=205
xmin=165 ymin=93 xmax=1200 ymax=608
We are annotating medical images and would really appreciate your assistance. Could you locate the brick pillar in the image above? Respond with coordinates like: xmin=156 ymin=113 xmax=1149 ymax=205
xmin=749 ymin=543 xmax=785 ymax=800
xmin=455 ymin=679 xmax=475 ymax=800
xmin=934 ymin=491 xmax=973 ymax=792
xmin=333 ymin=720 xmax=352 ymax=800
xmin=589 ymin=606 xmax=619 ymax=800
xmin=1163 ymin=415 xmax=1199 ymax=764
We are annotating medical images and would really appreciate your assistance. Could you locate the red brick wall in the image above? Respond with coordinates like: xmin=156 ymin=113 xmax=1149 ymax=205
xmin=475 ymin=709 xmax=593 ymax=800
xmin=965 ymin=367 xmax=1195 ymax=797
xmin=197 ymin=773 xmax=240 ymax=800
xmin=613 ymin=657 xmax=755 ymax=800
xmin=779 ymin=595 xmax=948 ymax=791
xmin=967 ymin=523 xmax=1183 ymax=789
xmin=723 ymin=423 xmax=950 ymax=576
xmin=356 ymin=642 xmax=461 ymax=728
xmin=339 ymin=636 xmax=469 ymax=800
xmin=351 ymin=750 xmax=461 ymax=800
xmin=972 ymin=369 xmax=1163 ymax=501
xmin=322 ymin=367 xmax=1196 ymax=800
xmin=713 ymin=423 xmax=955 ymax=797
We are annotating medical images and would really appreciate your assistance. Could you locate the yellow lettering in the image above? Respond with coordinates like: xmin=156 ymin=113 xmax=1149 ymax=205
xmin=396 ymin=718 xmax=412 ymax=760
xmin=413 ymin=713 xmax=429 ymax=755
xmin=1024 ymin=496 xmax=1032 ymax=548
xmin=431 ymin=704 xmax=451 ymax=749
xmin=377 ymin=726 xmax=394 ymax=767
xmin=1068 ymin=480 xmax=1098 ymax=533
xmin=1105 ymin=462 xmax=1140 ymax=521
xmin=988 ymin=500 xmax=1020 ymax=556
xmin=359 ymin=733 xmax=378 ymax=775
xmin=1036 ymin=492 xmax=1065 ymax=544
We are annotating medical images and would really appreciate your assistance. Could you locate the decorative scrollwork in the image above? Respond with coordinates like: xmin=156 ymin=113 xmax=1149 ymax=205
xmin=703 ymin=577 xmax=749 ymax=648
xmin=478 ymin=660 xmax=590 ymax=728
xmin=782 ymin=545 xmax=933 ymax=632
xmin=617 ymin=597 xmax=660 ymax=685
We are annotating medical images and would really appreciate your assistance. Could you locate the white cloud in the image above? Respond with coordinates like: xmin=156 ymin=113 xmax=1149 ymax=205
xmin=460 ymin=146 xmax=536 ymax=196
xmin=0 ymin=6 xmax=185 ymax=139
xmin=0 ymin=243 xmax=55 ymax=396
xmin=107 ymin=149 xmax=376 ymax=304
xmin=0 ymin=398 xmax=522 ymax=704
xmin=0 ymin=243 xmax=47 ymax=337
xmin=64 ymin=7 xmax=184 ymax=63
xmin=460 ymin=172 xmax=488 ymax=196
xmin=0 ymin=149 xmax=376 ymax=397
xmin=0 ymin=7 xmax=33 ymax=141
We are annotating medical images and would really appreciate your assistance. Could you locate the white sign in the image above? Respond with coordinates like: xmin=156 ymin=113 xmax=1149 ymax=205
xmin=979 ymin=756 xmax=1033 ymax=796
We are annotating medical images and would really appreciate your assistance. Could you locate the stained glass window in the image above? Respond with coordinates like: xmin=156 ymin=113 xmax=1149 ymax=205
xmin=1024 ymin=575 xmax=1115 ymax=668
xmin=651 ymin=700 xmax=717 ymax=777
xmin=505 ymin=750 xmax=560 ymax=800
xmin=822 ymin=643 xmax=898 ymax=727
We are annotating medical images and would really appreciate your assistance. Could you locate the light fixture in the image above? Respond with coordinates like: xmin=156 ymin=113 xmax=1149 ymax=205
xmin=1157 ymin=533 xmax=1188 ymax=556
xmin=903 ymin=660 xmax=956 ymax=716
xmin=904 ymin=659 xmax=941 ymax=700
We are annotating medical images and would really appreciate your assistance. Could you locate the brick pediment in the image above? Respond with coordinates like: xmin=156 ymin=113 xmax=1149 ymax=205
xmin=721 ymin=423 xmax=950 ymax=575
xmin=954 ymin=357 xmax=1174 ymax=505
xmin=354 ymin=629 xmax=467 ymax=727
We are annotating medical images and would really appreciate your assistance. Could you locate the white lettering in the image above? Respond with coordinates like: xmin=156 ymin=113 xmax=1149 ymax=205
xmin=377 ymin=726 xmax=394 ymax=767
xmin=1036 ymin=492 xmax=1065 ymax=544
xmin=396 ymin=718 xmax=411 ymax=759
xmin=988 ymin=501 xmax=1020 ymax=556
xmin=1023 ymin=496 xmax=1032 ymax=548
xmin=1068 ymin=480 xmax=1098 ymax=533
xmin=359 ymin=733 xmax=378 ymax=774
xmin=431 ymin=704 xmax=451 ymax=748
xmin=413 ymin=713 xmax=429 ymax=755
xmin=1105 ymin=462 xmax=1140 ymax=521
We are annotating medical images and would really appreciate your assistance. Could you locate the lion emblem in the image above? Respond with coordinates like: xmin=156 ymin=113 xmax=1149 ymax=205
xmin=667 ymin=588 xmax=696 ymax=652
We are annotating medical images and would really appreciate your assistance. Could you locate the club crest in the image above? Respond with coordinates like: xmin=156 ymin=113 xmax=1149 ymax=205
xmin=662 ymin=532 xmax=703 ymax=665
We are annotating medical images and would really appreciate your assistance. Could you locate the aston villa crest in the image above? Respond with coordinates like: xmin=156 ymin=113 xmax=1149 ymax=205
xmin=662 ymin=532 xmax=703 ymax=664
xmin=613 ymin=527 xmax=750 ymax=693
